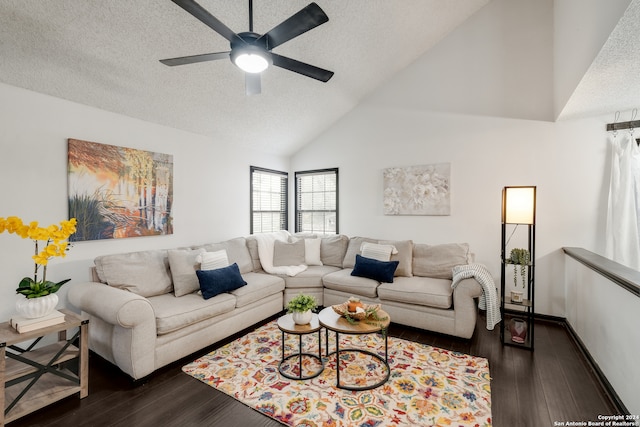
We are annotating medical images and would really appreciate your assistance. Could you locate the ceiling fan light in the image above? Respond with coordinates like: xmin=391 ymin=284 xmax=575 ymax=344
xmin=234 ymin=52 xmax=269 ymax=73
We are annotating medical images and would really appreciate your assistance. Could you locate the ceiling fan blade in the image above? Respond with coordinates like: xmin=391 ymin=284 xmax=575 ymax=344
xmin=271 ymin=53 xmax=333 ymax=82
xmin=258 ymin=3 xmax=329 ymax=50
xmin=246 ymin=73 xmax=261 ymax=96
xmin=160 ymin=52 xmax=230 ymax=66
xmin=171 ymin=0 xmax=244 ymax=44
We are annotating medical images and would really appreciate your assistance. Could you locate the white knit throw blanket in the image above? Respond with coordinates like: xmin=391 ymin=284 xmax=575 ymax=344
xmin=252 ymin=231 xmax=307 ymax=276
xmin=452 ymin=263 xmax=501 ymax=330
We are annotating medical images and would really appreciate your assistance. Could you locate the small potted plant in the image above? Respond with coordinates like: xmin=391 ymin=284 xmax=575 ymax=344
xmin=507 ymin=248 xmax=530 ymax=303
xmin=508 ymin=248 xmax=530 ymax=288
xmin=286 ymin=293 xmax=317 ymax=325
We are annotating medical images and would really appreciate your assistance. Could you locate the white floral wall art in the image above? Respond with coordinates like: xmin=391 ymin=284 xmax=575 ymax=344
xmin=383 ymin=163 xmax=451 ymax=215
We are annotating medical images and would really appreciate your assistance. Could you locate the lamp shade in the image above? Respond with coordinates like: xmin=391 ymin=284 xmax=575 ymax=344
xmin=230 ymin=43 xmax=272 ymax=74
xmin=502 ymin=186 xmax=536 ymax=224
xmin=234 ymin=52 xmax=269 ymax=73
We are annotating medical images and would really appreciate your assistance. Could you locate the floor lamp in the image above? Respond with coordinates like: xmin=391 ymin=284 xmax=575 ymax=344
xmin=500 ymin=186 xmax=536 ymax=349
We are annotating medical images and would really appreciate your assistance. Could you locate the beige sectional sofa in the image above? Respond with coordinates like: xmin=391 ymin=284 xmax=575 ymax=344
xmin=67 ymin=233 xmax=485 ymax=380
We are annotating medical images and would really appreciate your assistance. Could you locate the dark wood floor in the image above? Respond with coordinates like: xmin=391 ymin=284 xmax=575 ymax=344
xmin=8 ymin=312 xmax=619 ymax=427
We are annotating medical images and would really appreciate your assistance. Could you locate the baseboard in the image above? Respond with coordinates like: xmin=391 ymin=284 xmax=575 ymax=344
xmin=532 ymin=312 xmax=565 ymax=323
xmin=559 ymin=318 xmax=630 ymax=414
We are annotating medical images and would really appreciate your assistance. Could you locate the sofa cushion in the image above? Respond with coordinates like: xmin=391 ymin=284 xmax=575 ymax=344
xmin=201 ymin=237 xmax=254 ymax=274
xmin=196 ymin=263 xmax=247 ymax=300
xmin=322 ymin=268 xmax=380 ymax=298
xmin=148 ymin=292 xmax=237 ymax=335
xmin=342 ymin=237 xmax=378 ymax=268
xmin=277 ymin=265 xmax=340 ymax=289
xmin=231 ymin=272 xmax=286 ymax=308
xmin=320 ymin=234 xmax=349 ymax=267
xmin=95 ymin=250 xmax=172 ymax=297
xmin=168 ymin=248 xmax=206 ymax=297
xmin=377 ymin=276 xmax=453 ymax=309
xmin=273 ymin=239 xmax=305 ymax=266
xmin=245 ymin=236 xmax=263 ymax=272
xmin=380 ymin=239 xmax=414 ymax=277
xmin=351 ymin=254 xmax=399 ymax=283
xmin=412 ymin=243 xmax=472 ymax=279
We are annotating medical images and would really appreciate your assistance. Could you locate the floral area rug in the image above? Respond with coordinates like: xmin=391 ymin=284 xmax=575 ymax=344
xmin=182 ymin=320 xmax=492 ymax=427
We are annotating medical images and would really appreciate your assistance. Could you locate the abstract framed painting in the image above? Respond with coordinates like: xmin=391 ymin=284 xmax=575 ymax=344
xmin=67 ymin=139 xmax=173 ymax=241
xmin=383 ymin=163 xmax=451 ymax=216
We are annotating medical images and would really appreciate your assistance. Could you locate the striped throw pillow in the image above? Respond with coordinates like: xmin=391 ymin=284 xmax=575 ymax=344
xmin=198 ymin=249 xmax=229 ymax=271
xmin=360 ymin=242 xmax=397 ymax=262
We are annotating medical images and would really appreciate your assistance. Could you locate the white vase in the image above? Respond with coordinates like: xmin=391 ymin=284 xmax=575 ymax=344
xmin=292 ymin=310 xmax=312 ymax=325
xmin=15 ymin=293 xmax=58 ymax=319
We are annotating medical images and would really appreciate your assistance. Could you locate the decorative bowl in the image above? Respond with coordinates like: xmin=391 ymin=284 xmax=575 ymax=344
xmin=332 ymin=302 xmax=381 ymax=320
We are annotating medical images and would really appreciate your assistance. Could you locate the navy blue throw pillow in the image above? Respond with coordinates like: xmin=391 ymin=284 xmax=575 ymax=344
xmin=196 ymin=263 xmax=247 ymax=300
xmin=350 ymin=254 xmax=399 ymax=283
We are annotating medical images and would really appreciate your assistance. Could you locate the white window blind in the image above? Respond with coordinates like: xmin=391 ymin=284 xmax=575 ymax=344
xmin=295 ymin=168 xmax=338 ymax=234
xmin=250 ymin=166 xmax=288 ymax=234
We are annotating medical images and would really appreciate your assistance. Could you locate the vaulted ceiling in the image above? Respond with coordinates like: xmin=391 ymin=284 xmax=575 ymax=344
xmin=0 ymin=0 xmax=637 ymax=155
xmin=557 ymin=0 xmax=640 ymax=122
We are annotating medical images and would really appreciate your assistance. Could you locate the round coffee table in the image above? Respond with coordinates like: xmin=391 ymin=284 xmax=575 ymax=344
xmin=318 ymin=306 xmax=391 ymax=391
xmin=277 ymin=313 xmax=324 ymax=380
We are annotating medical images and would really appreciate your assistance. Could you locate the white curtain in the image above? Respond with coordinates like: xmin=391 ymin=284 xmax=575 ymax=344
xmin=606 ymin=132 xmax=640 ymax=269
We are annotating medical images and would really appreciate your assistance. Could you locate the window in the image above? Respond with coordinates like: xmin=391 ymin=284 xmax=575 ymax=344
xmin=295 ymin=168 xmax=338 ymax=234
xmin=250 ymin=166 xmax=288 ymax=234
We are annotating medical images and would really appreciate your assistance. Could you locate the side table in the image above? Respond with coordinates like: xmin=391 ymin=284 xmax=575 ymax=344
xmin=1 ymin=309 xmax=89 ymax=425
xmin=277 ymin=313 xmax=324 ymax=380
xmin=318 ymin=306 xmax=391 ymax=391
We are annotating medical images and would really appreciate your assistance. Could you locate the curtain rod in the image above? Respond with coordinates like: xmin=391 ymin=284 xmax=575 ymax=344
xmin=606 ymin=120 xmax=640 ymax=131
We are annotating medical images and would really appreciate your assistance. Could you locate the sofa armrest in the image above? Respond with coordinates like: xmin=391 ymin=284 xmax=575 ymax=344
xmin=67 ymin=282 xmax=157 ymax=379
xmin=67 ymin=281 xmax=155 ymax=329
xmin=453 ymin=277 xmax=483 ymax=300
xmin=452 ymin=277 xmax=483 ymax=338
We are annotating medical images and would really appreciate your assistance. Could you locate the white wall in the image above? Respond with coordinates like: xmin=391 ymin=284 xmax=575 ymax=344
xmin=0 ymin=82 xmax=288 ymax=322
xmin=291 ymin=102 xmax=612 ymax=317
xmin=366 ymin=0 xmax=554 ymax=122
xmin=565 ymin=256 xmax=640 ymax=414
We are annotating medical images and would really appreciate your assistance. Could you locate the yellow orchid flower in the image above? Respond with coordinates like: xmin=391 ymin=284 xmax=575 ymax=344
xmin=26 ymin=221 xmax=43 ymax=239
xmin=58 ymin=242 xmax=69 ymax=255
xmin=33 ymin=252 xmax=49 ymax=266
xmin=33 ymin=227 xmax=50 ymax=240
xmin=45 ymin=244 xmax=59 ymax=256
xmin=46 ymin=224 xmax=58 ymax=236
xmin=16 ymin=224 xmax=30 ymax=239
xmin=60 ymin=218 xmax=77 ymax=235
xmin=2 ymin=216 xmax=77 ymax=290
xmin=6 ymin=216 xmax=23 ymax=233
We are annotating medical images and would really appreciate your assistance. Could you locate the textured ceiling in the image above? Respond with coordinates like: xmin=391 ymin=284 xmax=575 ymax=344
xmin=0 ymin=0 xmax=489 ymax=155
xmin=2 ymin=1 xmax=635 ymax=155
xmin=558 ymin=0 xmax=640 ymax=122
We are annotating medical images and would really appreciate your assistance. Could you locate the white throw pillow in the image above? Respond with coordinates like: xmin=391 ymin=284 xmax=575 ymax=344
xmin=198 ymin=250 xmax=229 ymax=271
xmin=360 ymin=242 xmax=398 ymax=262
xmin=304 ymin=238 xmax=323 ymax=266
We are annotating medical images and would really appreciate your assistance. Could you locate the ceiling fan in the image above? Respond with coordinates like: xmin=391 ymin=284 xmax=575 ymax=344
xmin=160 ymin=0 xmax=334 ymax=95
